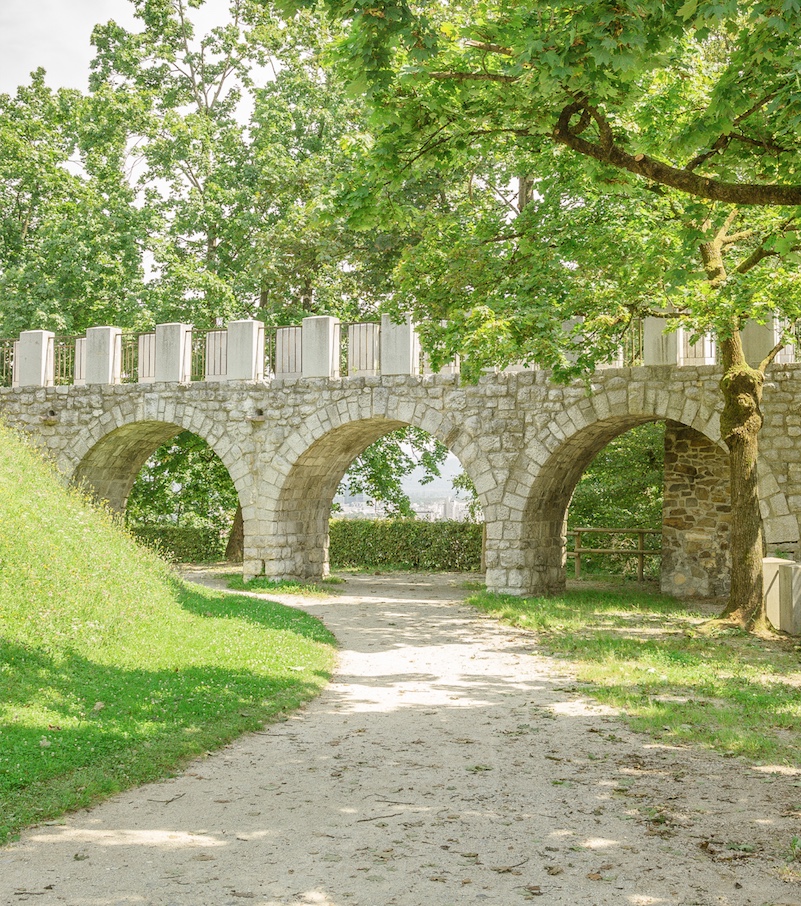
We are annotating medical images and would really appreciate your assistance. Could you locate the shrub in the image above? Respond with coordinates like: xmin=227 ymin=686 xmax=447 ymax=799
xmin=129 ymin=524 xmax=224 ymax=562
xmin=329 ymin=519 xmax=482 ymax=571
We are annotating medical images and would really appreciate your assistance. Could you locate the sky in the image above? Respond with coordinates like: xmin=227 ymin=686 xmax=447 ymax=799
xmin=0 ymin=0 xmax=230 ymax=96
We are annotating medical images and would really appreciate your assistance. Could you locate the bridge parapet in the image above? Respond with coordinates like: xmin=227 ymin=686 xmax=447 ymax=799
xmin=0 ymin=314 xmax=444 ymax=389
xmin=1 ymin=314 xmax=793 ymax=389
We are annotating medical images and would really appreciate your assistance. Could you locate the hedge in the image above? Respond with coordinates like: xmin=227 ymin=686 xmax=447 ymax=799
xmin=130 ymin=519 xmax=483 ymax=570
xmin=129 ymin=525 xmax=225 ymax=563
xmin=329 ymin=519 xmax=483 ymax=571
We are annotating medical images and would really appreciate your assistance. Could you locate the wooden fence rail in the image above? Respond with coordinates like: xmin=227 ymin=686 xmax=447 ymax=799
xmin=567 ymin=527 xmax=661 ymax=582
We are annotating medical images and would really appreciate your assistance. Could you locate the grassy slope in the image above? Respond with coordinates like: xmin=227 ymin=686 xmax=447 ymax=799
xmin=470 ymin=587 xmax=801 ymax=767
xmin=0 ymin=423 xmax=336 ymax=844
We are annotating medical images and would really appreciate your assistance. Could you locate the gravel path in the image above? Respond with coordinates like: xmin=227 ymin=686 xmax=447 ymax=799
xmin=2 ymin=571 xmax=799 ymax=906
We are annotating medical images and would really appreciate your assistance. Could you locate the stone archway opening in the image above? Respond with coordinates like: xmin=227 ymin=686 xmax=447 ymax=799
xmin=565 ymin=421 xmax=666 ymax=581
xmin=125 ymin=431 xmax=241 ymax=562
xmin=73 ymin=423 xmax=243 ymax=562
xmin=521 ymin=417 xmax=731 ymax=598
xmin=266 ymin=417 xmax=478 ymax=581
xmin=74 ymin=420 xmax=184 ymax=514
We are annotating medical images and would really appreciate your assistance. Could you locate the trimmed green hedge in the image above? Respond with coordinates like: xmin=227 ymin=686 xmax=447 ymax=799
xmin=130 ymin=519 xmax=483 ymax=571
xmin=129 ymin=525 xmax=225 ymax=563
xmin=329 ymin=519 xmax=482 ymax=571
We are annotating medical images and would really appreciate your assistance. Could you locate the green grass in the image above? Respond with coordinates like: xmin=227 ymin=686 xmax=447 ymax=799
xmin=225 ymin=574 xmax=343 ymax=594
xmin=0 ymin=423 xmax=337 ymax=844
xmin=469 ymin=587 xmax=801 ymax=767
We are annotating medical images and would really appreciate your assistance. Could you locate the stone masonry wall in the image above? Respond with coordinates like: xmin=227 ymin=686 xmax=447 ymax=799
xmin=661 ymin=420 xmax=731 ymax=598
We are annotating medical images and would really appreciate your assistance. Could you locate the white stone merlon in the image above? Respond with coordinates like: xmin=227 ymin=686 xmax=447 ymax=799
xmin=155 ymin=323 xmax=192 ymax=383
xmin=302 ymin=316 xmax=340 ymax=379
xmin=380 ymin=314 xmax=419 ymax=376
xmin=85 ymin=326 xmax=122 ymax=385
xmin=642 ymin=317 xmax=678 ymax=365
xmin=15 ymin=330 xmax=55 ymax=388
xmin=227 ymin=320 xmax=265 ymax=382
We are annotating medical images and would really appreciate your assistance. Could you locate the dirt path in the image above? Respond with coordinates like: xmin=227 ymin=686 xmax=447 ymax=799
xmin=2 ymin=571 xmax=799 ymax=906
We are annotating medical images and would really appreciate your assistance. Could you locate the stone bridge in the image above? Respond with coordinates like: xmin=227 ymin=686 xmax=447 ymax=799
xmin=1 ymin=315 xmax=800 ymax=599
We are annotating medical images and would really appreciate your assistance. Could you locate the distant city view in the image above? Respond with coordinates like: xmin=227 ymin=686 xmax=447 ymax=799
xmin=334 ymin=453 xmax=476 ymax=521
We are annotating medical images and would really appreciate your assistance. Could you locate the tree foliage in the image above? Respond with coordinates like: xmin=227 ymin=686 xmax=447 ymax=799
xmin=286 ymin=0 xmax=801 ymax=626
xmin=569 ymin=423 xmax=665 ymax=530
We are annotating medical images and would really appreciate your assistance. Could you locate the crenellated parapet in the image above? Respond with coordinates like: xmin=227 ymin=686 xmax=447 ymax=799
xmin=0 ymin=315 xmax=794 ymax=389
xmin=0 ymin=315 xmax=449 ymax=389
xmin=2 ymin=318 xmax=801 ymax=632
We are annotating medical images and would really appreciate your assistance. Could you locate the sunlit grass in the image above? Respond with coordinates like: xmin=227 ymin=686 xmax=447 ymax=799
xmin=0 ymin=423 xmax=336 ymax=844
xmin=225 ymin=574 xmax=343 ymax=595
xmin=469 ymin=587 xmax=801 ymax=766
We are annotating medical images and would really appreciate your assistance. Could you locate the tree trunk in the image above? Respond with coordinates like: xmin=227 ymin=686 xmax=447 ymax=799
xmin=226 ymin=504 xmax=244 ymax=563
xmin=717 ymin=333 xmax=767 ymax=629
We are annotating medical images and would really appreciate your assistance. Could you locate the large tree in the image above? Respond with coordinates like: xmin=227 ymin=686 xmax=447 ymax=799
xmin=86 ymin=0 xmax=452 ymax=529
xmin=0 ymin=73 xmax=147 ymax=335
xmin=284 ymin=0 xmax=801 ymax=627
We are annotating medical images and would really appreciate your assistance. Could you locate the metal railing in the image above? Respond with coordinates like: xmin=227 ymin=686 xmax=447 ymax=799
xmin=53 ymin=336 xmax=79 ymax=386
xmin=0 ymin=338 xmax=15 ymax=387
xmin=342 ymin=321 xmax=380 ymax=376
xmin=120 ymin=333 xmax=139 ymax=383
xmin=567 ymin=527 xmax=661 ymax=582
xmin=622 ymin=319 xmax=644 ymax=366
xmin=189 ymin=329 xmax=224 ymax=381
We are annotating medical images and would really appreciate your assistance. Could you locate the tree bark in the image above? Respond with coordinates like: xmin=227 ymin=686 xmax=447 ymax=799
xmin=226 ymin=503 xmax=244 ymax=563
xmin=717 ymin=333 xmax=767 ymax=628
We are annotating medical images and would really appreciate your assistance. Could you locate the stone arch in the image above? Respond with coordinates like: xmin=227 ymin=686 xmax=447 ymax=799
xmin=70 ymin=413 xmax=251 ymax=525
xmin=74 ymin=421 xmax=184 ymax=513
xmin=487 ymin=373 xmax=797 ymax=597
xmin=486 ymin=379 xmax=713 ymax=596
xmin=507 ymin=412 xmax=665 ymax=596
xmin=253 ymin=400 xmax=487 ymax=581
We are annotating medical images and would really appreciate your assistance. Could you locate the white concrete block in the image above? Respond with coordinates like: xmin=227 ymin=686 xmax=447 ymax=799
xmin=302 ymin=316 xmax=339 ymax=379
xmin=85 ymin=326 xmax=122 ymax=385
xmin=380 ymin=314 xmax=419 ymax=375
xmin=776 ymin=561 xmax=801 ymax=635
xmin=155 ymin=323 xmax=192 ymax=383
xmin=642 ymin=318 xmax=677 ymax=365
xmin=16 ymin=330 xmax=54 ymax=387
xmin=227 ymin=319 xmax=265 ymax=381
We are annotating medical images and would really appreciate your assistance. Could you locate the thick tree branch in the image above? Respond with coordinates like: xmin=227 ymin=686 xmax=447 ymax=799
xmin=734 ymin=245 xmax=775 ymax=275
xmin=721 ymin=229 xmax=756 ymax=246
xmin=463 ymin=39 xmax=514 ymax=56
xmin=759 ymin=340 xmax=787 ymax=373
xmin=553 ymin=103 xmax=801 ymax=206
xmin=429 ymin=71 xmax=519 ymax=83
